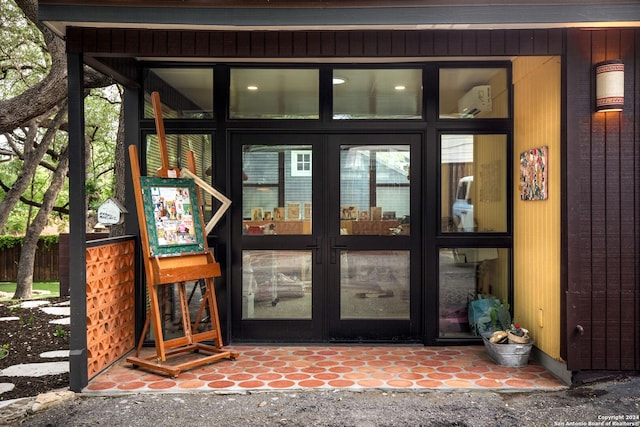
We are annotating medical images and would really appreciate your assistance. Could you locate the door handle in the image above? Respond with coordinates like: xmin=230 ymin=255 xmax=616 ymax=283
xmin=330 ymin=237 xmax=346 ymax=264
xmin=305 ymin=237 xmax=322 ymax=264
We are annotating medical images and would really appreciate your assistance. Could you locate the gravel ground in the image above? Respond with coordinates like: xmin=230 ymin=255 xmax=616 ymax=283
xmin=4 ymin=375 xmax=639 ymax=427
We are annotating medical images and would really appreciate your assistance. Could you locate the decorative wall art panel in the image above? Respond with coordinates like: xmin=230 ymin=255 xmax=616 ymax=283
xmin=519 ymin=146 xmax=548 ymax=201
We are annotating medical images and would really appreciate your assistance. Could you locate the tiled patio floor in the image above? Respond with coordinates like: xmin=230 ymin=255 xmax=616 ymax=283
xmin=84 ymin=345 xmax=567 ymax=394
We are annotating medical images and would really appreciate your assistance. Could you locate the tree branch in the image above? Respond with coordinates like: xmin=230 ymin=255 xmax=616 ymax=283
xmin=0 ymin=178 xmax=70 ymax=215
xmin=0 ymin=0 xmax=113 ymax=133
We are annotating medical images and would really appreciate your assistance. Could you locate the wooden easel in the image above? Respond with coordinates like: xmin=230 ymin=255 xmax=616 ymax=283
xmin=126 ymin=92 xmax=238 ymax=376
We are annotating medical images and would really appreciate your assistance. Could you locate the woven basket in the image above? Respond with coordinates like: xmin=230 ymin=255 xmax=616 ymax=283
xmin=507 ymin=330 xmax=530 ymax=344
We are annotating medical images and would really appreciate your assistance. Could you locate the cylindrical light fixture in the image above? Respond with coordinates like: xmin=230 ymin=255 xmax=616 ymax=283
xmin=595 ymin=60 xmax=624 ymax=112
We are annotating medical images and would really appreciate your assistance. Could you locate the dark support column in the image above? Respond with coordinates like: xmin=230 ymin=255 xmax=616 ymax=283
xmin=122 ymin=87 xmax=146 ymax=341
xmin=123 ymin=87 xmax=140 ymax=238
xmin=67 ymin=52 xmax=88 ymax=392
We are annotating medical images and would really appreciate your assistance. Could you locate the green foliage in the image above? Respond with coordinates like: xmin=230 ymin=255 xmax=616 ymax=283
xmin=0 ymin=343 xmax=9 ymax=359
xmin=0 ymin=0 xmax=50 ymax=97
xmin=1 ymin=0 xmax=121 ymax=235
xmin=28 ymin=314 xmax=35 ymax=326
xmin=54 ymin=325 xmax=66 ymax=338
xmin=0 ymin=235 xmax=58 ymax=250
xmin=0 ymin=235 xmax=22 ymax=250
xmin=489 ymin=301 xmax=512 ymax=331
xmin=39 ymin=235 xmax=59 ymax=249
xmin=85 ymin=86 xmax=121 ymax=211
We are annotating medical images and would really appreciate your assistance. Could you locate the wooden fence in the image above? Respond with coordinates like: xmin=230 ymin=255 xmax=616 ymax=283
xmin=0 ymin=233 xmax=111 ymax=284
xmin=0 ymin=240 xmax=60 ymax=282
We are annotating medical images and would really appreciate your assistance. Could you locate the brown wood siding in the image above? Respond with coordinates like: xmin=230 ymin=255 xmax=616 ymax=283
xmin=67 ymin=28 xmax=563 ymax=60
xmin=565 ymin=28 xmax=640 ymax=372
xmin=76 ymin=28 xmax=563 ymax=89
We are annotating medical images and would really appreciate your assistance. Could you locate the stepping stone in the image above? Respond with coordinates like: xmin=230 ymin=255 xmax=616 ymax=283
xmin=54 ymin=300 xmax=70 ymax=306
xmin=49 ymin=317 xmax=70 ymax=325
xmin=0 ymin=383 xmax=15 ymax=395
xmin=0 ymin=362 xmax=69 ymax=377
xmin=19 ymin=300 xmax=50 ymax=309
xmin=0 ymin=317 xmax=20 ymax=322
xmin=40 ymin=307 xmax=70 ymax=316
xmin=40 ymin=350 xmax=70 ymax=359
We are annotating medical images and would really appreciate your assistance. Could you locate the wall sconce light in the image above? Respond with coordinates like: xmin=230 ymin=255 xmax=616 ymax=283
xmin=595 ymin=60 xmax=624 ymax=112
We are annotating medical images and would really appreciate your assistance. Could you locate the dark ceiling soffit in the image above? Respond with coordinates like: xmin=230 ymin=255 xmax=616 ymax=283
xmin=39 ymin=4 xmax=640 ymax=29
xmin=84 ymin=57 xmax=139 ymax=89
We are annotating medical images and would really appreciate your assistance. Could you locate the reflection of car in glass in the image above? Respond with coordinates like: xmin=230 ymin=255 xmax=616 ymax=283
xmin=452 ymin=176 xmax=474 ymax=232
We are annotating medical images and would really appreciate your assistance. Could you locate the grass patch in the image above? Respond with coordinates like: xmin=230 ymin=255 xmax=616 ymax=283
xmin=0 ymin=281 xmax=60 ymax=301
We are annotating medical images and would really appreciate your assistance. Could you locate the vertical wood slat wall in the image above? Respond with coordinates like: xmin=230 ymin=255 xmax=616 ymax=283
xmin=565 ymin=29 xmax=640 ymax=372
xmin=512 ymin=55 xmax=562 ymax=362
xmin=67 ymin=28 xmax=563 ymax=58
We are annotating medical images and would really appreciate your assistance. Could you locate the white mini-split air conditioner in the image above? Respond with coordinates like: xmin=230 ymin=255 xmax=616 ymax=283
xmin=458 ymin=85 xmax=492 ymax=116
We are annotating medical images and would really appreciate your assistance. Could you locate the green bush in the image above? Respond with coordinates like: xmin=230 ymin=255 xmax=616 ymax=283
xmin=0 ymin=235 xmax=59 ymax=250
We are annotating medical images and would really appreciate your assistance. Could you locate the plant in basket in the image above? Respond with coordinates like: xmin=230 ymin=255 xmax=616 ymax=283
xmin=487 ymin=323 xmax=531 ymax=345
xmin=489 ymin=301 xmax=511 ymax=332
xmin=507 ymin=323 xmax=530 ymax=344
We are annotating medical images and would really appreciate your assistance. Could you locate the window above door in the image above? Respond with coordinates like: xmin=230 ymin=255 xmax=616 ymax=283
xmin=333 ymin=69 xmax=423 ymax=120
xmin=439 ymin=67 xmax=509 ymax=119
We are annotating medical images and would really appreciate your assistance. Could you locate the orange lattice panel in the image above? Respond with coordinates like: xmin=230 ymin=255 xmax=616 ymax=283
xmin=86 ymin=240 xmax=136 ymax=379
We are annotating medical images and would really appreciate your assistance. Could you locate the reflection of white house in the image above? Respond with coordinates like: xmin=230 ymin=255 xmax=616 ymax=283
xmin=441 ymin=135 xmax=473 ymax=164
xmin=244 ymin=146 xmax=411 ymax=219
xmin=341 ymin=148 xmax=410 ymax=218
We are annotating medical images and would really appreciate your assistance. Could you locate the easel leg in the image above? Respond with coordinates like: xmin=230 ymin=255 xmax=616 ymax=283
xmin=193 ymin=283 xmax=207 ymax=331
xmin=135 ymin=311 xmax=151 ymax=357
xmin=148 ymin=283 xmax=166 ymax=362
xmin=204 ymin=277 xmax=224 ymax=348
xmin=177 ymin=282 xmax=193 ymax=342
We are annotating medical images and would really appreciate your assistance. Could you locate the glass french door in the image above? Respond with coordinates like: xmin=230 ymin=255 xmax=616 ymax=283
xmin=232 ymin=134 xmax=324 ymax=341
xmin=326 ymin=135 xmax=421 ymax=341
xmin=231 ymin=133 xmax=421 ymax=342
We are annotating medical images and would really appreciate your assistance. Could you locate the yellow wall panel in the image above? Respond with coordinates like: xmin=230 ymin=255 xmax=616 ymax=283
xmin=512 ymin=56 xmax=562 ymax=361
xmin=475 ymin=134 xmax=507 ymax=233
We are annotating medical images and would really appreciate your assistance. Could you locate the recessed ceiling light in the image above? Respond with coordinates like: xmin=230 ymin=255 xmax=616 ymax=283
xmin=247 ymin=85 xmax=258 ymax=91
xmin=395 ymin=85 xmax=406 ymax=91
xmin=333 ymin=77 xmax=346 ymax=85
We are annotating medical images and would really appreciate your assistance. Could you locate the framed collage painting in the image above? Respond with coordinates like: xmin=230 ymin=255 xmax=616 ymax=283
xmin=140 ymin=176 xmax=206 ymax=256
